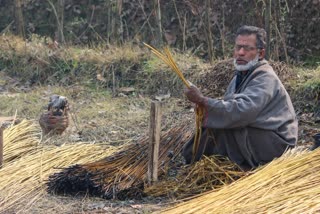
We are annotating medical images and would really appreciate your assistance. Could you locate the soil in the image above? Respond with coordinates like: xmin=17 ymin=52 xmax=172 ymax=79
xmin=26 ymin=194 xmax=170 ymax=214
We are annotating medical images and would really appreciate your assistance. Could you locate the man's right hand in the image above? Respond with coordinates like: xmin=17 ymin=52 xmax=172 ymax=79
xmin=184 ymin=85 xmax=207 ymax=106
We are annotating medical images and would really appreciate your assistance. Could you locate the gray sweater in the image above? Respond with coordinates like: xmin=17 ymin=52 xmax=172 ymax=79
xmin=203 ymin=59 xmax=298 ymax=147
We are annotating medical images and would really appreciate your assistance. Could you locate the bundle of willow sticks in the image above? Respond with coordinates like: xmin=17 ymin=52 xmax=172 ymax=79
xmin=144 ymin=155 xmax=246 ymax=199
xmin=163 ymin=148 xmax=320 ymax=214
xmin=47 ymin=124 xmax=194 ymax=199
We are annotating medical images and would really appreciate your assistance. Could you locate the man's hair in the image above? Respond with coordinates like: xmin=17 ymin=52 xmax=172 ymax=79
xmin=236 ymin=25 xmax=266 ymax=49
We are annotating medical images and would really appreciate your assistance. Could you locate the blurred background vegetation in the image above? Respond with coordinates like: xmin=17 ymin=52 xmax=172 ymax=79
xmin=1 ymin=0 xmax=319 ymax=63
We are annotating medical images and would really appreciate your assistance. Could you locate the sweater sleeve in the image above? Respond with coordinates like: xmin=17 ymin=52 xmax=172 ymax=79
xmin=203 ymin=70 xmax=279 ymax=129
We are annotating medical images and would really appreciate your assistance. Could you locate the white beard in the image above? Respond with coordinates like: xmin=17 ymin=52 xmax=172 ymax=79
xmin=233 ymin=54 xmax=260 ymax=71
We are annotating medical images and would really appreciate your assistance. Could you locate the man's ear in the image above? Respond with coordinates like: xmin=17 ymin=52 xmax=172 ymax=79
xmin=259 ymin=48 xmax=266 ymax=59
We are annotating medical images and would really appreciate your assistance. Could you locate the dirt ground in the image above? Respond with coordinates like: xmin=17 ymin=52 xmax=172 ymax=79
xmin=25 ymin=194 xmax=170 ymax=214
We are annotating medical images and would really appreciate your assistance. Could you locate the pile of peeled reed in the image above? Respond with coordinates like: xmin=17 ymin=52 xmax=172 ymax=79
xmin=0 ymin=120 xmax=115 ymax=213
xmin=144 ymin=155 xmax=246 ymax=199
xmin=163 ymin=148 xmax=320 ymax=214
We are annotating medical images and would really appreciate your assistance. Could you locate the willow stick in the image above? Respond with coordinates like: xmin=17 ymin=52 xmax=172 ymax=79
xmin=163 ymin=47 xmax=190 ymax=87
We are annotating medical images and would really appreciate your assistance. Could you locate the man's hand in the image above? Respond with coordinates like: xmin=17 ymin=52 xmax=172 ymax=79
xmin=184 ymin=85 xmax=207 ymax=106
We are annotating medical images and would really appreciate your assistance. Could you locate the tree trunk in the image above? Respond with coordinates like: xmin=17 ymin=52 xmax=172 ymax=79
xmin=265 ymin=0 xmax=272 ymax=60
xmin=108 ymin=1 xmax=122 ymax=44
xmin=154 ymin=0 xmax=163 ymax=46
xmin=111 ymin=1 xmax=116 ymax=42
xmin=221 ymin=3 xmax=226 ymax=59
xmin=106 ymin=1 xmax=112 ymax=44
xmin=277 ymin=0 xmax=289 ymax=63
xmin=47 ymin=0 xmax=65 ymax=43
xmin=118 ymin=0 xmax=124 ymax=43
xmin=57 ymin=0 xmax=65 ymax=43
xmin=205 ymin=0 xmax=214 ymax=64
xmin=14 ymin=0 xmax=25 ymax=39
xmin=173 ymin=0 xmax=186 ymax=50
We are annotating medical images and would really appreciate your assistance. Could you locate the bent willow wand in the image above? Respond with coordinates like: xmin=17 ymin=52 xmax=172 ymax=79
xmin=144 ymin=43 xmax=204 ymax=163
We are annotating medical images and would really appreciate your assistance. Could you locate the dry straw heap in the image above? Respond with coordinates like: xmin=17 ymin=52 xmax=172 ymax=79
xmin=0 ymin=120 xmax=116 ymax=213
xmin=163 ymin=148 xmax=320 ymax=214
xmin=47 ymin=124 xmax=194 ymax=199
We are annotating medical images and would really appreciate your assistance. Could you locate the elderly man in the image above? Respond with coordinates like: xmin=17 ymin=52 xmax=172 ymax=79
xmin=183 ymin=25 xmax=298 ymax=169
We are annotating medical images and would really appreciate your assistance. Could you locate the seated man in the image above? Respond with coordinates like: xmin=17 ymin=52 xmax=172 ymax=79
xmin=183 ymin=25 xmax=298 ymax=169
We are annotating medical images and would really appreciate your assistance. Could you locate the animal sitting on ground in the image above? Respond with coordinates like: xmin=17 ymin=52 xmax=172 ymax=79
xmin=48 ymin=95 xmax=68 ymax=116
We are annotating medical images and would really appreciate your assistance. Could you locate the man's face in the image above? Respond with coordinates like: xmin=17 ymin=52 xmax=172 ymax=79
xmin=233 ymin=34 xmax=262 ymax=65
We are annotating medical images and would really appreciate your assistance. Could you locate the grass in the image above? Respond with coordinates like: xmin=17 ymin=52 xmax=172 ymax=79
xmin=0 ymin=34 xmax=208 ymax=95
xmin=301 ymin=55 xmax=320 ymax=69
xmin=0 ymin=34 xmax=146 ymax=87
xmin=301 ymin=67 xmax=320 ymax=93
xmin=290 ymin=65 xmax=320 ymax=115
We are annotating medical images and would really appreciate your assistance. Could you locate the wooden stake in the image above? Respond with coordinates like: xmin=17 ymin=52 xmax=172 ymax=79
xmin=0 ymin=128 xmax=3 ymax=168
xmin=148 ymin=101 xmax=162 ymax=185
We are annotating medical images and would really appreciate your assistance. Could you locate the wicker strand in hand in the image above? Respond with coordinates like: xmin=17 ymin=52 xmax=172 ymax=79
xmin=144 ymin=43 xmax=204 ymax=163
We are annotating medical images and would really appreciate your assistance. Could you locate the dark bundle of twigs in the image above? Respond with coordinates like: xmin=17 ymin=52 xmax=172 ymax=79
xmin=194 ymin=59 xmax=235 ymax=98
xmin=47 ymin=124 xmax=194 ymax=199
xmin=144 ymin=155 xmax=247 ymax=199
xmin=269 ymin=61 xmax=296 ymax=84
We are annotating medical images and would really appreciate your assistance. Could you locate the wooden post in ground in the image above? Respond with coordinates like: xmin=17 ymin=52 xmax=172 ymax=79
xmin=0 ymin=128 xmax=3 ymax=168
xmin=147 ymin=101 xmax=162 ymax=185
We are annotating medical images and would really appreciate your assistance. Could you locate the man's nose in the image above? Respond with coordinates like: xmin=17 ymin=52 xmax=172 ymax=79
xmin=238 ymin=47 xmax=246 ymax=55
